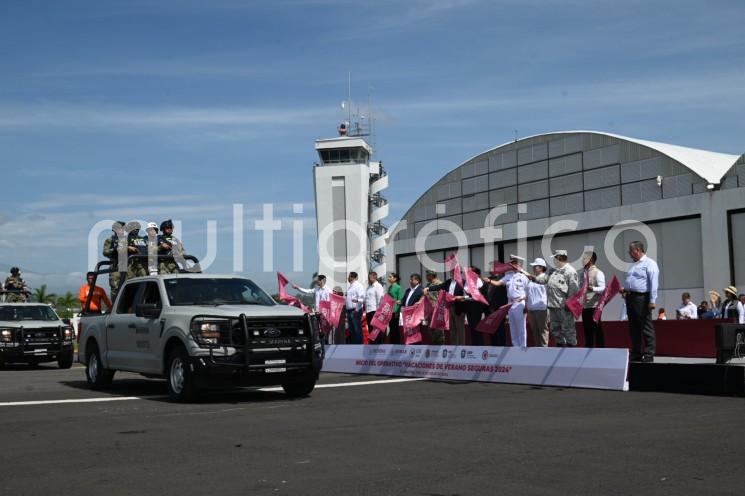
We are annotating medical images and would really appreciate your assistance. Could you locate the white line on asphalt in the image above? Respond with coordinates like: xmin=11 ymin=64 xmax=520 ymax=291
xmin=0 ymin=396 xmax=143 ymax=407
xmin=0 ymin=377 xmax=427 ymax=407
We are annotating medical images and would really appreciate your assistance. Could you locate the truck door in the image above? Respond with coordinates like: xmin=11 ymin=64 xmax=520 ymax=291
xmin=106 ymin=282 xmax=143 ymax=370
xmin=134 ymin=281 xmax=164 ymax=373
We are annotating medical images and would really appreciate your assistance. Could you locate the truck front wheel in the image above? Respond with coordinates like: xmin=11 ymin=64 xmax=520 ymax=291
xmin=86 ymin=345 xmax=114 ymax=389
xmin=166 ymin=346 xmax=198 ymax=402
xmin=58 ymin=349 xmax=74 ymax=369
xmin=282 ymin=372 xmax=316 ymax=398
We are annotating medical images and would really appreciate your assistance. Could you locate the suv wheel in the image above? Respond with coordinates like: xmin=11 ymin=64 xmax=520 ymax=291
xmin=58 ymin=349 xmax=74 ymax=369
xmin=282 ymin=372 xmax=316 ymax=398
xmin=86 ymin=345 xmax=114 ymax=389
xmin=166 ymin=346 xmax=197 ymax=402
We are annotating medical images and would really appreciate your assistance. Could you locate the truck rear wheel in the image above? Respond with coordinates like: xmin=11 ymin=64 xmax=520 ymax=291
xmin=86 ymin=345 xmax=114 ymax=389
xmin=166 ymin=346 xmax=198 ymax=402
xmin=58 ymin=349 xmax=74 ymax=369
xmin=282 ymin=372 xmax=316 ymax=398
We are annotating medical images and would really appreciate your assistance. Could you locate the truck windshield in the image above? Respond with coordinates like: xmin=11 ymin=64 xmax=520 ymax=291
xmin=0 ymin=305 xmax=60 ymax=321
xmin=164 ymin=278 xmax=276 ymax=307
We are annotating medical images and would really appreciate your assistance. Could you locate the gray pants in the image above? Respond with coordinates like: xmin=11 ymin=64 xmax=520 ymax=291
xmin=527 ymin=309 xmax=550 ymax=347
xmin=549 ymin=307 xmax=576 ymax=346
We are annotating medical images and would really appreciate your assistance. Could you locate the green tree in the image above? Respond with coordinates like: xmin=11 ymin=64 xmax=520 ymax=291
xmin=33 ymin=284 xmax=57 ymax=304
xmin=56 ymin=291 xmax=80 ymax=319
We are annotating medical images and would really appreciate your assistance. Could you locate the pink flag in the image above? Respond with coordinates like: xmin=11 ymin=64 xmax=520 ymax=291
xmin=423 ymin=294 xmax=434 ymax=322
xmin=465 ymin=268 xmax=489 ymax=305
xmin=282 ymin=294 xmax=310 ymax=313
xmin=476 ymin=303 xmax=511 ymax=334
xmin=491 ymin=261 xmax=516 ymax=275
xmin=327 ymin=292 xmax=345 ymax=327
xmin=318 ymin=300 xmax=332 ymax=334
xmin=371 ymin=294 xmax=396 ymax=332
xmin=277 ymin=272 xmax=290 ymax=299
xmin=402 ymin=301 xmax=425 ymax=344
xmin=429 ymin=290 xmax=452 ymax=331
xmin=565 ymin=273 xmax=588 ymax=319
xmin=593 ymin=275 xmax=621 ymax=323
xmin=445 ymin=252 xmax=464 ymax=288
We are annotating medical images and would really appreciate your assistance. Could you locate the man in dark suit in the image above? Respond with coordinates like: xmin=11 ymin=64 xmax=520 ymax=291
xmin=424 ymin=276 xmax=467 ymax=345
xmin=466 ymin=267 xmax=489 ymax=346
xmin=400 ymin=274 xmax=424 ymax=342
xmin=401 ymin=273 xmax=424 ymax=309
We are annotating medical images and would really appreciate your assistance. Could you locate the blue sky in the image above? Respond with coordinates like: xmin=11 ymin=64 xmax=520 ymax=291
xmin=1 ymin=0 xmax=744 ymax=294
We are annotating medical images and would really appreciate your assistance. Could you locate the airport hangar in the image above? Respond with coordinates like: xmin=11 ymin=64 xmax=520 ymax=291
xmin=387 ymin=131 xmax=745 ymax=317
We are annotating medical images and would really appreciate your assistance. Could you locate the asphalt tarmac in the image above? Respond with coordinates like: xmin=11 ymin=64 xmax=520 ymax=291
xmin=0 ymin=364 xmax=742 ymax=496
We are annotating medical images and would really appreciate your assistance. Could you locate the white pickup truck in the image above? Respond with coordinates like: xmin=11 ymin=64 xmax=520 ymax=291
xmin=78 ymin=273 xmax=323 ymax=401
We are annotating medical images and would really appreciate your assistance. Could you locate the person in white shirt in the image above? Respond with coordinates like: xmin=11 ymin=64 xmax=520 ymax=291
xmin=364 ymin=272 xmax=386 ymax=343
xmin=483 ymin=254 xmax=530 ymax=347
xmin=722 ymin=286 xmax=745 ymax=324
xmin=620 ymin=241 xmax=659 ymax=362
xmin=676 ymin=292 xmax=698 ymax=320
xmin=345 ymin=272 xmax=366 ymax=344
xmin=526 ymin=258 xmax=549 ymax=347
xmin=292 ymin=274 xmax=331 ymax=311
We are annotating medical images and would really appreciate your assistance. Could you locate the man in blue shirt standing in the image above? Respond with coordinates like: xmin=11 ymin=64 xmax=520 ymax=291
xmin=621 ymin=241 xmax=659 ymax=362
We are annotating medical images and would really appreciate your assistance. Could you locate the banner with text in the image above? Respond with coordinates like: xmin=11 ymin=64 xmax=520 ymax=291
xmin=322 ymin=344 xmax=629 ymax=391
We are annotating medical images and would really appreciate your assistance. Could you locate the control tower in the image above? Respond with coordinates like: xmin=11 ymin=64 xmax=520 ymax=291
xmin=313 ymin=120 xmax=389 ymax=291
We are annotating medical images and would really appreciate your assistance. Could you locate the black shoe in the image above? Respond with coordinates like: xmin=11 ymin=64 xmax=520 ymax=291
xmin=630 ymin=353 xmax=642 ymax=362
xmin=641 ymin=355 xmax=655 ymax=363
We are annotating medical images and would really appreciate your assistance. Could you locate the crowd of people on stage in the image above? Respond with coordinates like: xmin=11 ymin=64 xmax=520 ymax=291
xmin=296 ymin=241 xmax=745 ymax=363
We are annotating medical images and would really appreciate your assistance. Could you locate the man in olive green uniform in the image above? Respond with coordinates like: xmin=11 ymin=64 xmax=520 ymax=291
xmin=3 ymin=267 xmax=29 ymax=302
xmin=158 ymin=219 xmax=186 ymax=274
xmin=125 ymin=221 xmax=148 ymax=279
xmin=425 ymin=270 xmax=445 ymax=344
xmin=102 ymin=221 xmax=126 ymax=301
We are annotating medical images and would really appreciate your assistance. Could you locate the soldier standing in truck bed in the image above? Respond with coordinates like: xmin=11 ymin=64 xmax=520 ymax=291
xmin=125 ymin=221 xmax=148 ymax=279
xmin=3 ymin=267 xmax=29 ymax=302
xmin=102 ymin=221 xmax=126 ymax=301
xmin=158 ymin=219 xmax=186 ymax=274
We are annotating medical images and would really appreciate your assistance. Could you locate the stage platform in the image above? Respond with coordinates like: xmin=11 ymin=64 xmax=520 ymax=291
xmin=629 ymin=357 xmax=745 ymax=397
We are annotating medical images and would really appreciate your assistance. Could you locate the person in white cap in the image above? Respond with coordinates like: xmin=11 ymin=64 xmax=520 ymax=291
xmin=483 ymin=254 xmax=529 ymax=347
xmin=528 ymin=250 xmax=579 ymax=346
xmin=145 ymin=222 xmax=160 ymax=275
xmin=526 ymin=258 xmax=549 ymax=347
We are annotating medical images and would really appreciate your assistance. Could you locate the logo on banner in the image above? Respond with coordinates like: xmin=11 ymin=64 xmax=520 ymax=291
xmin=425 ymin=349 xmax=431 ymax=358
xmin=442 ymin=349 xmax=448 ymax=358
xmin=461 ymin=350 xmax=466 ymax=359
xmin=482 ymin=351 xmax=488 ymax=360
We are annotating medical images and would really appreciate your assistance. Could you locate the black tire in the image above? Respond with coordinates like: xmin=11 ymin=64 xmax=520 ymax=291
xmin=85 ymin=344 xmax=114 ymax=389
xmin=166 ymin=346 xmax=198 ymax=402
xmin=58 ymin=350 xmax=74 ymax=369
xmin=282 ymin=372 xmax=316 ymax=398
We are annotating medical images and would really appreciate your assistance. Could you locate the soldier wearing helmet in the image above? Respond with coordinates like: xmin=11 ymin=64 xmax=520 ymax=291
xmin=158 ymin=219 xmax=186 ymax=274
xmin=3 ymin=267 xmax=30 ymax=302
xmin=102 ymin=220 xmax=127 ymax=300
xmin=125 ymin=221 xmax=148 ymax=279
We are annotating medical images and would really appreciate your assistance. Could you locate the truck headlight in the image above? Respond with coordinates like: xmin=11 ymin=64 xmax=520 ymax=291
xmin=1 ymin=329 xmax=13 ymax=343
xmin=63 ymin=327 xmax=74 ymax=341
xmin=190 ymin=318 xmax=229 ymax=346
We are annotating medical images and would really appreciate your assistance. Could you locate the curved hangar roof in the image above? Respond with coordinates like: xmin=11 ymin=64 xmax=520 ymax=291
xmin=395 ymin=131 xmax=744 ymax=240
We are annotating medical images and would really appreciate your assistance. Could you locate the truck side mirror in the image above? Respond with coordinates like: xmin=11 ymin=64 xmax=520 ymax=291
xmin=135 ymin=303 xmax=161 ymax=319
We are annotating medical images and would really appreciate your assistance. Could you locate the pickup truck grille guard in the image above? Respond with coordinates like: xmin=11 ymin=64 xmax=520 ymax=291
xmin=0 ymin=325 xmax=69 ymax=354
xmin=196 ymin=313 xmax=322 ymax=372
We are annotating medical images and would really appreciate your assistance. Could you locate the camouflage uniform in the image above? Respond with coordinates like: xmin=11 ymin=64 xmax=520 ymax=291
xmin=4 ymin=275 xmax=28 ymax=303
xmin=158 ymin=233 xmax=186 ymax=274
xmin=127 ymin=232 xmax=148 ymax=279
xmin=102 ymin=231 xmax=125 ymax=300
xmin=534 ymin=264 xmax=580 ymax=346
